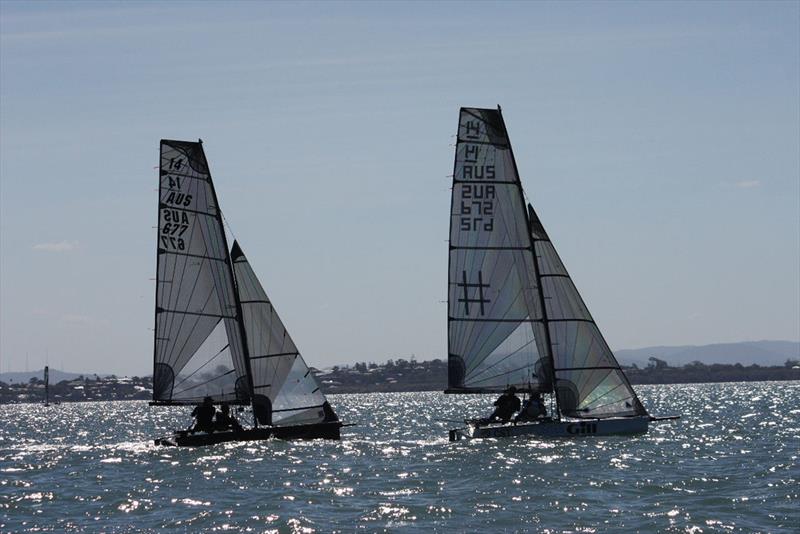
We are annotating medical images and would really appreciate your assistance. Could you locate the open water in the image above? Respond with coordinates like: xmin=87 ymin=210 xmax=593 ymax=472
xmin=1 ymin=382 xmax=798 ymax=533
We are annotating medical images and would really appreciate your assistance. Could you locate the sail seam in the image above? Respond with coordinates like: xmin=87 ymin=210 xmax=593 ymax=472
xmin=555 ymin=366 xmax=619 ymax=371
xmin=273 ymin=403 xmax=325 ymax=413
xmin=159 ymin=250 xmax=228 ymax=262
xmin=158 ymin=308 xmax=237 ymax=320
xmin=250 ymin=352 xmax=299 ymax=360
xmin=452 ymin=179 xmax=518 ymax=185
xmin=450 ymin=317 xmax=541 ymax=323
xmin=456 ymin=139 xmax=510 ymax=148
xmin=158 ymin=204 xmax=217 ymax=218
xmin=160 ymin=171 xmax=209 ymax=181
xmin=450 ymin=245 xmax=531 ymax=251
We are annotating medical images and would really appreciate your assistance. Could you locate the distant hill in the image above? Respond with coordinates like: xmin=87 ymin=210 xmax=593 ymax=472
xmin=615 ymin=340 xmax=800 ymax=367
xmin=0 ymin=369 xmax=108 ymax=384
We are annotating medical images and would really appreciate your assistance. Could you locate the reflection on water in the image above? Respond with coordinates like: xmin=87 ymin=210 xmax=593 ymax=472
xmin=1 ymin=382 xmax=797 ymax=532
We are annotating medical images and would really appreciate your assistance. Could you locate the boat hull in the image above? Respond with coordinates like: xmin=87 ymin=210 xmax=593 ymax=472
xmin=155 ymin=421 xmax=342 ymax=447
xmin=450 ymin=416 xmax=649 ymax=441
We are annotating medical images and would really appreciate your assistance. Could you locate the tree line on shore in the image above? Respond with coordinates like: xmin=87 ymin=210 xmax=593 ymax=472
xmin=1 ymin=357 xmax=798 ymax=402
xmin=317 ymin=357 xmax=800 ymax=394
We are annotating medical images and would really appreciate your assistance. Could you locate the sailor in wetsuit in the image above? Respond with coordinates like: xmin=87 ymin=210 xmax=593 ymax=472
xmin=190 ymin=396 xmax=215 ymax=434
xmin=487 ymin=386 xmax=521 ymax=423
xmin=515 ymin=392 xmax=547 ymax=423
xmin=214 ymin=404 xmax=243 ymax=432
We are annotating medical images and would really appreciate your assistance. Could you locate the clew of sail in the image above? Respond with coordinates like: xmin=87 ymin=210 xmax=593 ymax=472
xmin=528 ymin=204 xmax=647 ymax=419
xmin=231 ymin=241 xmax=335 ymax=426
xmin=153 ymin=140 xmax=250 ymax=405
xmin=447 ymin=108 xmax=553 ymax=393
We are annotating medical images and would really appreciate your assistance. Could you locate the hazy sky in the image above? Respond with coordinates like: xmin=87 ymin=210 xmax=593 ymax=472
xmin=1 ymin=1 xmax=798 ymax=376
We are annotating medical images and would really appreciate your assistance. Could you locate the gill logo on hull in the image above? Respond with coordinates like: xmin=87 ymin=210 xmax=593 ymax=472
xmin=566 ymin=422 xmax=597 ymax=435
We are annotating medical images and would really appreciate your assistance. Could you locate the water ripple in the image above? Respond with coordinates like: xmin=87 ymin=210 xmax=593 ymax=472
xmin=0 ymin=383 xmax=797 ymax=532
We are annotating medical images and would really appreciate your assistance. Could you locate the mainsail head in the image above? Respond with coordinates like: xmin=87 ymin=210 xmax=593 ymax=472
xmin=231 ymin=241 xmax=336 ymax=426
xmin=153 ymin=140 xmax=250 ymax=404
xmin=528 ymin=204 xmax=648 ymax=418
xmin=447 ymin=108 xmax=553 ymax=393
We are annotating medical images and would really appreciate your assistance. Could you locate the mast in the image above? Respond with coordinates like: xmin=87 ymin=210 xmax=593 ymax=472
xmin=151 ymin=146 xmax=161 ymax=397
xmin=526 ymin=204 xmax=560 ymax=420
xmin=445 ymin=106 xmax=458 ymax=392
xmin=496 ymin=106 xmax=560 ymax=420
xmin=44 ymin=365 xmax=49 ymax=406
xmin=198 ymin=140 xmax=257 ymax=418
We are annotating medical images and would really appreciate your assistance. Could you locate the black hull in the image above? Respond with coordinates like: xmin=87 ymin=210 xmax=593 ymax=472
xmin=154 ymin=421 xmax=342 ymax=447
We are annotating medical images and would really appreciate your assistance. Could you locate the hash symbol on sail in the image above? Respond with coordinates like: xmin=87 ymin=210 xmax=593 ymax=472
xmin=458 ymin=270 xmax=490 ymax=316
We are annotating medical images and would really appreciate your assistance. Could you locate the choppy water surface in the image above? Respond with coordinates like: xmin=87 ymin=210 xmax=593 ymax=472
xmin=1 ymin=382 xmax=798 ymax=532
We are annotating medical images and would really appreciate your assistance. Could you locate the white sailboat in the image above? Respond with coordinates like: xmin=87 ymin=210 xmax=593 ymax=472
xmin=446 ymin=107 xmax=677 ymax=441
xmin=152 ymin=139 xmax=341 ymax=446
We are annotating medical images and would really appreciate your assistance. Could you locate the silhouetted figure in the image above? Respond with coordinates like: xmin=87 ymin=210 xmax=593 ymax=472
xmin=488 ymin=386 xmax=521 ymax=423
xmin=515 ymin=393 xmax=547 ymax=423
xmin=252 ymin=395 xmax=272 ymax=426
xmin=191 ymin=396 xmax=215 ymax=434
xmin=215 ymin=404 xmax=243 ymax=432
xmin=322 ymin=401 xmax=339 ymax=423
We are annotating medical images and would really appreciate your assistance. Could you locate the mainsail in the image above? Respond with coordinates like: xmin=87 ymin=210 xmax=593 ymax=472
xmin=528 ymin=205 xmax=647 ymax=419
xmin=153 ymin=140 xmax=251 ymax=404
xmin=231 ymin=241 xmax=335 ymax=427
xmin=447 ymin=108 xmax=553 ymax=393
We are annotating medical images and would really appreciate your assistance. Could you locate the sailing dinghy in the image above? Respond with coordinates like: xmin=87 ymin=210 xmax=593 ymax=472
xmin=446 ymin=108 xmax=677 ymax=441
xmin=152 ymin=139 xmax=342 ymax=446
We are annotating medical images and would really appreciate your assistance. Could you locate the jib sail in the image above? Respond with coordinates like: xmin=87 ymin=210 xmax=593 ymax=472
xmin=231 ymin=242 xmax=335 ymax=426
xmin=528 ymin=205 xmax=647 ymax=418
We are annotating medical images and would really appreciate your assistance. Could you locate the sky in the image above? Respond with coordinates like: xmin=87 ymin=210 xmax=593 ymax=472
xmin=1 ymin=1 xmax=798 ymax=376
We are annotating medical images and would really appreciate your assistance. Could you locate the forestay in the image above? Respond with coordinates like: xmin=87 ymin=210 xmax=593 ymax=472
xmin=231 ymin=242 xmax=332 ymax=426
xmin=153 ymin=140 xmax=250 ymax=404
xmin=528 ymin=205 xmax=647 ymax=418
xmin=448 ymin=108 xmax=552 ymax=393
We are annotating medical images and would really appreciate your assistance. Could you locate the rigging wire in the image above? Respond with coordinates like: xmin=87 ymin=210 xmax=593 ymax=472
xmin=220 ymin=211 xmax=239 ymax=245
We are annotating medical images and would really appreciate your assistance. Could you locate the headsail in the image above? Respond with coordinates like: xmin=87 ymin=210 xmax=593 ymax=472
xmin=447 ymin=108 xmax=553 ymax=393
xmin=528 ymin=204 xmax=647 ymax=418
xmin=231 ymin=241 xmax=336 ymax=426
xmin=153 ymin=140 xmax=251 ymax=404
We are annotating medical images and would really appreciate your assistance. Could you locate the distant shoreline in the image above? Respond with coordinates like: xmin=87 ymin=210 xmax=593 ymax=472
xmin=2 ymin=358 xmax=797 ymax=404
xmin=1 ymin=377 xmax=798 ymax=405
xmin=311 ymin=358 xmax=800 ymax=394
